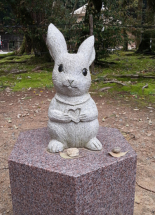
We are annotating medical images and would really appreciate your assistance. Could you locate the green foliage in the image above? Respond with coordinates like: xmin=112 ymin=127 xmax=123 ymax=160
xmin=1 ymin=0 xmax=155 ymax=59
xmin=1 ymin=52 xmax=155 ymax=108
xmin=0 ymin=52 xmax=15 ymax=59
xmin=0 ymin=0 xmax=76 ymax=58
xmin=90 ymin=0 xmax=102 ymax=13
xmin=77 ymin=0 xmax=123 ymax=60
xmin=133 ymin=0 xmax=155 ymax=53
xmin=60 ymin=0 xmax=87 ymax=10
xmin=91 ymin=50 xmax=155 ymax=105
xmin=0 ymin=71 xmax=54 ymax=91
xmin=0 ymin=54 xmax=54 ymax=91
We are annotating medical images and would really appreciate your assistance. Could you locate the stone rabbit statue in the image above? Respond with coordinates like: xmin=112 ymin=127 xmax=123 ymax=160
xmin=46 ymin=23 xmax=102 ymax=152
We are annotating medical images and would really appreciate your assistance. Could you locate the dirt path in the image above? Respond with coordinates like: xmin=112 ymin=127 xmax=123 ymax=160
xmin=0 ymin=89 xmax=155 ymax=215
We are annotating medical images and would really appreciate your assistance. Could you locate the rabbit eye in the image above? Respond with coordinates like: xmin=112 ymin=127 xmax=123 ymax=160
xmin=58 ymin=64 xmax=63 ymax=72
xmin=82 ymin=68 xmax=87 ymax=76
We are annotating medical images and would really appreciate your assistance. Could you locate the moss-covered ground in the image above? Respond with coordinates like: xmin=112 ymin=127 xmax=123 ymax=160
xmin=91 ymin=51 xmax=155 ymax=107
xmin=0 ymin=53 xmax=54 ymax=91
xmin=0 ymin=51 xmax=155 ymax=106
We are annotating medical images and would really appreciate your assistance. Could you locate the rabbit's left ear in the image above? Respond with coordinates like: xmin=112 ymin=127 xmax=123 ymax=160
xmin=46 ymin=24 xmax=68 ymax=61
xmin=77 ymin=36 xmax=95 ymax=66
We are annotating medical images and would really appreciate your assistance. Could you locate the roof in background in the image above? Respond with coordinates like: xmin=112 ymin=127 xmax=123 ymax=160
xmin=73 ymin=3 xmax=105 ymax=15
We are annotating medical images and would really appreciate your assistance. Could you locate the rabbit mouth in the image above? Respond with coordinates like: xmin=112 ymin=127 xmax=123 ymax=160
xmin=66 ymin=85 xmax=77 ymax=89
xmin=63 ymin=83 xmax=77 ymax=89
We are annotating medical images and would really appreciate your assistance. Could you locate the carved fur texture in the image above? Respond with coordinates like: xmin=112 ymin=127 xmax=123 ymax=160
xmin=46 ymin=23 xmax=102 ymax=152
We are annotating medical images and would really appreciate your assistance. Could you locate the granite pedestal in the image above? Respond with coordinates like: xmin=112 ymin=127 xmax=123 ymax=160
xmin=9 ymin=127 xmax=137 ymax=215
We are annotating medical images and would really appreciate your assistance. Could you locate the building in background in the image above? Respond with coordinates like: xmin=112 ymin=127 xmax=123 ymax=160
xmin=0 ymin=30 xmax=23 ymax=52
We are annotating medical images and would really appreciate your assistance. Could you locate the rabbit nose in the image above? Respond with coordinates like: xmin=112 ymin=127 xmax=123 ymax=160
xmin=68 ymin=79 xmax=74 ymax=84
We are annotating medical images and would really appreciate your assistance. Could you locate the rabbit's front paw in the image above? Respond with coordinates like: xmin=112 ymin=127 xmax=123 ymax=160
xmin=48 ymin=140 xmax=64 ymax=153
xmin=79 ymin=113 xmax=87 ymax=122
xmin=63 ymin=113 xmax=72 ymax=122
xmin=85 ymin=137 xmax=102 ymax=151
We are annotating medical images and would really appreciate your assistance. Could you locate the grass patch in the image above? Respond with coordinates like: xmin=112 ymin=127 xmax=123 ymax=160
xmin=0 ymin=71 xmax=53 ymax=91
xmin=91 ymin=50 xmax=155 ymax=106
xmin=97 ymin=51 xmax=155 ymax=76
xmin=0 ymin=51 xmax=155 ymax=106
xmin=0 ymin=54 xmax=54 ymax=91
xmin=0 ymin=52 xmax=15 ymax=59
xmin=0 ymin=54 xmax=33 ymax=64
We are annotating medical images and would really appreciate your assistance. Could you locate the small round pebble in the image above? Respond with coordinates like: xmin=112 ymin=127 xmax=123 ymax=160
xmin=112 ymin=147 xmax=121 ymax=154
xmin=67 ymin=148 xmax=79 ymax=157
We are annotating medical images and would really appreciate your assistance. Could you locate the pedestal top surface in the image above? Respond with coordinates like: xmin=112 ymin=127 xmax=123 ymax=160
xmin=9 ymin=127 xmax=136 ymax=177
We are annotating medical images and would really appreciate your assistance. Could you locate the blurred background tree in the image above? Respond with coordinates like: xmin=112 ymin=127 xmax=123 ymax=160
xmin=136 ymin=0 xmax=155 ymax=53
xmin=0 ymin=0 xmax=76 ymax=59
xmin=0 ymin=0 xmax=155 ymax=59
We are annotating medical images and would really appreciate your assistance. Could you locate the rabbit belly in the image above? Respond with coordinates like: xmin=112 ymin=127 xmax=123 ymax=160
xmin=48 ymin=119 xmax=99 ymax=148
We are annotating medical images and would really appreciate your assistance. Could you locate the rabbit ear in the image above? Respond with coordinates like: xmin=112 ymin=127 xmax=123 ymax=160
xmin=46 ymin=24 xmax=68 ymax=60
xmin=77 ymin=36 xmax=95 ymax=66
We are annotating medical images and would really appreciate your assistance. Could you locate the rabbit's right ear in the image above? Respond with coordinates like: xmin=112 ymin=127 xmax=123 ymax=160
xmin=46 ymin=24 xmax=68 ymax=61
xmin=77 ymin=36 xmax=95 ymax=66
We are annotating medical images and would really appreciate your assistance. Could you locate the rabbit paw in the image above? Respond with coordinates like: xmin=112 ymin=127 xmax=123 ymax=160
xmin=48 ymin=140 xmax=64 ymax=153
xmin=85 ymin=137 xmax=102 ymax=151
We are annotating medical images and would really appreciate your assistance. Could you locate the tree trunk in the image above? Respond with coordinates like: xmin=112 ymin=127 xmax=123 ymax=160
xmin=137 ymin=32 xmax=152 ymax=53
xmin=89 ymin=14 xmax=93 ymax=36
xmin=123 ymin=29 xmax=128 ymax=51
xmin=136 ymin=0 xmax=143 ymax=48
xmin=71 ymin=0 xmax=78 ymax=18
xmin=19 ymin=36 xmax=26 ymax=55
xmin=7 ymin=42 xmax=9 ymax=52
xmin=136 ymin=0 xmax=155 ymax=53
xmin=65 ymin=0 xmax=69 ymax=9
xmin=25 ymin=34 xmax=32 ymax=54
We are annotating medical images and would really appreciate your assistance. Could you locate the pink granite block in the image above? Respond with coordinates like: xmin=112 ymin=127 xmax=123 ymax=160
xmin=9 ymin=127 xmax=137 ymax=215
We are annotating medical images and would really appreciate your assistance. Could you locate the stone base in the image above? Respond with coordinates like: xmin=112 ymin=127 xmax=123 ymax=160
xmin=9 ymin=127 xmax=137 ymax=215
